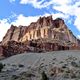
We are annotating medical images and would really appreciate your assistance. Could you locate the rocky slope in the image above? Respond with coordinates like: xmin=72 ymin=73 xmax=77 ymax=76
xmin=0 ymin=50 xmax=80 ymax=80
xmin=0 ymin=15 xmax=80 ymax=57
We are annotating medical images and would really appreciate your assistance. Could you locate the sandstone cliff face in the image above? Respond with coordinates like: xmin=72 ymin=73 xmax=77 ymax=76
xmin=2 ymin=25 xmax=16 ymax=44
xmin=0 ymin=46 xmax=3 ymax=56
xmin=2 ymin=16 xmax=78 ymax=45
xmin=20 ymin=16 xmax=78 ymax=47
xmin=2 ymin=25 xmax=28 ymax=45
xmin=1 ymin=15 xmax=80 ymax=57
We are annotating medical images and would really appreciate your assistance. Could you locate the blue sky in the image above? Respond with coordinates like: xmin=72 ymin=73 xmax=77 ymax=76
xmin=0 ymin=0 xmax=80 ymax=41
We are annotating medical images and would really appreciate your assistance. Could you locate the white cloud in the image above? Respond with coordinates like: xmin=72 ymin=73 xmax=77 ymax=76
xmin=11 ymin=14 xmax=39 ymax=26
xmin=77 ymin=35 xmax=80 ymax=39
xmin=0 ymin=12 xmax=70 ymax=41
xmin=20 ymin=0 xmax=54 ymax=9
xmin=52 ymin=0 xmax=70 ymax=5
xmin=11 ymin=13 xmax=70 ymax=27
xmin=20 ymin=0 xmax=73 ymax=8
xmin=74 ymin=15 xmax=80 ymax=31
xmin=20 ymin=0 xmax=36 ymax=4
xmin=52 ymin=1 xmax=80 ymax=32
xmin=53 ymin=5 xmax=74 ymax=15
xmin=52 ymin=13 xmax=69 ymax=20
xmin=1 ymin=0 xmax=80 ymax=42
xmin=0 ymin=19 xmax=10 ymax=41
xmin=0 ymin=14 xmax=40 ymax=41
xmin=20 ymin=0 xmax=80 ymax=33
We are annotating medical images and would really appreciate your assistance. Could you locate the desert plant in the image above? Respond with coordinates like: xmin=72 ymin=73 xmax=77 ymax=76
xmin=11 ymin=75 xmax=19 ymax=80
xmin=71 ymin=61 xmax=78 ymax=67
xmin=41 ymin=71 xmax=49 ymax=80
xmin=18 ymin=64 xmax=24 ymax=68
xmin=0 ymin=63 xmax=4 ymax=72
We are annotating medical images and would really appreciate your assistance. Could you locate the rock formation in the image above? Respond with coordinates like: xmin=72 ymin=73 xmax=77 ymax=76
xmin=1 ymin=41 xmax=29 ymax=57
xmin=0 ymin=15 xmax=80 ymax=57
xmin=2 ymin=25 xmax=28 ymax=45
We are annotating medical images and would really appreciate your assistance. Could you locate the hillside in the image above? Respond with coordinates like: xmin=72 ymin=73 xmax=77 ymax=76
xmin=0 ymin=50 xmax=80 ymax=80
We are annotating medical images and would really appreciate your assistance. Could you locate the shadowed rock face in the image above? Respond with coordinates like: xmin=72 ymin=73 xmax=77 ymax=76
xmin=0 ymin=46 xmax=3 ymax=56
xmin=0 ymin=15 xmax=80 ymax=57
xmin=1 ymin=41 xmax=30 ymax=57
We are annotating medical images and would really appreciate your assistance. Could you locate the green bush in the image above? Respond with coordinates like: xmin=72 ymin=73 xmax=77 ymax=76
xmin=41 ymin=71 xmax=49 ymax=80
xmin=0 ymin=63 xmax=4 ymax=72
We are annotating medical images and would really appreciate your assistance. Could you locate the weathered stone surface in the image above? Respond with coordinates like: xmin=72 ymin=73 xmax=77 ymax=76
xmin=2 ymin=25 xmax=17 ymax=44
xmin=2 ymin=41 xmax=30 ymax=57
xmin=2 ymin=25 xmax=28 ymax=45
xmin=0 ymin=46 xmax=3 ymax=56
xmin=0 ymin=15 xmax=80 ymax=57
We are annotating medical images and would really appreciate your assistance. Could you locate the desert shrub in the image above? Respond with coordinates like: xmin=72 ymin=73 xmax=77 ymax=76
xmin=71 ymin=61 xmax=78 ymax=67
xmin=70 ymin=73 xmax=76 ymax=79
xmin=62 ymin=64 xmax=68 ymax=69
xmin=76 ymin=71 xmax=80 ymax=78
xmin=20 ymin=72 xmax=35 ymax=78
xmin=41 ymin=71 xmax=49 ymax=80
xmin=26 ymin=73 xmax=35 ymax=77
xmin=18 ymin=64 xmax=24 ymax=68
xmin=11 ymin=75 xmax=19 ymax=80
xmin=63 ymin=73 xmax=69 ymax=78
xmin=59 ymin=61 xmax=64 ymax=64
xmin=0 ymin=63 xmax=4 ymax=72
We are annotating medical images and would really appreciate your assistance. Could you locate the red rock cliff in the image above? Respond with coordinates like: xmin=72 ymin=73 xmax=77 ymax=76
xmin=0 ymin=15 xmax=80 ymax=57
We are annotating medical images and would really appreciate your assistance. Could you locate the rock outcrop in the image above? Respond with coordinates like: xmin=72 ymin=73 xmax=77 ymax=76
xmin=1 ymin=41 xmax=30 ymax=57
xmin=0 ymin=46 xmax=3 ymax=56
xmin=0 ymin=15 xmax=80 ymax=57
xmin=2 ymin=25 xmax=27 ymax=45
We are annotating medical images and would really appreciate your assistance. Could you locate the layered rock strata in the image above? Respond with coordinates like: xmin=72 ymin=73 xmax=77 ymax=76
xmin=0 ymin=15 xmax=80 ymax=57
